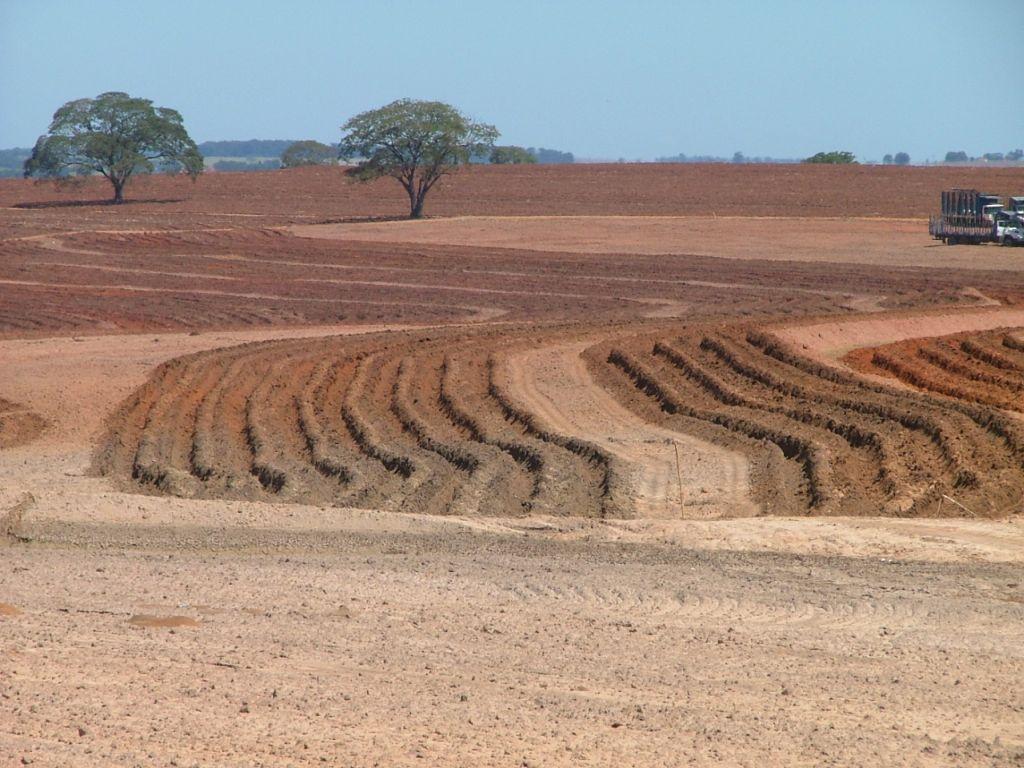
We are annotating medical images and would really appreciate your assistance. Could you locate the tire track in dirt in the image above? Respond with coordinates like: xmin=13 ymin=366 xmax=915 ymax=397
xmin=503 ymin=340 xmax=755 ymax=518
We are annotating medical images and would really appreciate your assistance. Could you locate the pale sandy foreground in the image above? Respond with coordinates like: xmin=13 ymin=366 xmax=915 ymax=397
xmin=2 ymin=519 xmax=1023 ymax=767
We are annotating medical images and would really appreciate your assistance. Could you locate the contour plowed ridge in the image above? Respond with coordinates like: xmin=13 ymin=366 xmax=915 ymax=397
xmin=592 ymin=326 xmax=1024 ymax=518
xmin=97 ymin=322 xmax=1024 ymax=519
xmin=97 ymin=328 xmax=619 ymax=518
xmin=846 ymin=327 xmax=1024 ymax=412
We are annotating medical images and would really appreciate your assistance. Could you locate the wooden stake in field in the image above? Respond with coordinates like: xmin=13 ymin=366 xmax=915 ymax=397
xmin=673 ymin=440 xmax=685 ymax=517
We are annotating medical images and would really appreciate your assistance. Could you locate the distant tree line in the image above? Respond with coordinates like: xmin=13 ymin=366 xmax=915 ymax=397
xmin=197 ymin=139 xmax=294 ymax=158
xmin=0 ymin=147 xmax=30 ymax=178
xmin=656 ymin=152 xmax=801 ymax=163
xmin=489 ymin=146 xmax=536 ymax=164
xmin=280 ymin=140 xmax=337 ymax=167
xmin=212 ymin=159 xmax=281 ymax=172
xmin=527 ymin=147 xmax=574 ymax=164
xmin=944 ymin=149 xmax=1023 ymax=163
xmin=882 ymin=152 xmax=911 ymax=165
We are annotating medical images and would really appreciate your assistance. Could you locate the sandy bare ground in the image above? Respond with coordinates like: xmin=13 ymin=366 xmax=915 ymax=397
xmin=293 ymin=215 xmax=1024 ymax=271
xmin=776 ymin=306 xmax=1024 ymax=358
xmin=3 ymin=524 xmax=1023 ymax=767
xmin=504 ymin=340 xmax=755 ymax=518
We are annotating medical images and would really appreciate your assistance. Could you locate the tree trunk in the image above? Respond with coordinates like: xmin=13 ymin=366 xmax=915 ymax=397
xmin=410 ymin=193 xmax=425 ymax=219
xmin=112 ymin=178 xmax=125 ymax=204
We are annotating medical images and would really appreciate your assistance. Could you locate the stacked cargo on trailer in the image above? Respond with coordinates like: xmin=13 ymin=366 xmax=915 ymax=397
xmin=929 ymin=189 xmax=998 ymax=245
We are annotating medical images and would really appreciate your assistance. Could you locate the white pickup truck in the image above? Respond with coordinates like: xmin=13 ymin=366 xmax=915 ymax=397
xmin=996 ymin=218 xmax=1024 ymax=246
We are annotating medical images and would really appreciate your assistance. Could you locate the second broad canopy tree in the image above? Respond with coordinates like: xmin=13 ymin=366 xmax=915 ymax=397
xmin=338 ymin=99 xmax=498 ymax=218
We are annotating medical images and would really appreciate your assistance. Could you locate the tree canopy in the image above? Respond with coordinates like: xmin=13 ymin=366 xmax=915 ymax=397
xmin=490 ymin=145 xmax=536 ymax=164
xmin=338 ymin=99 xmax=498 ymax=218
xmin=803 ymin=151 xmax=857 ymax=165
xmin=281 ymin=140 xmax=337 ymax=168
xmin=23 ymin=92 xmax=203 ymax=203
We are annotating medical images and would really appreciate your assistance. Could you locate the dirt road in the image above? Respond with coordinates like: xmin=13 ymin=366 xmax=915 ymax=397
xmin=293 ymin=215 xmax=1024 ymax=271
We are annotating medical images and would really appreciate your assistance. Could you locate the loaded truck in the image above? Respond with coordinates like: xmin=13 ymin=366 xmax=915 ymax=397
xmin=929 ymin=189 xmax=1000 ymax=244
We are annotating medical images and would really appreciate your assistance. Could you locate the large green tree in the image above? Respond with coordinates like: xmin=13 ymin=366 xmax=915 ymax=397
xmin=24 ymin=92 xmax=203 ymax=203
xmin=338 ymin=99 xmax=498 ymax=218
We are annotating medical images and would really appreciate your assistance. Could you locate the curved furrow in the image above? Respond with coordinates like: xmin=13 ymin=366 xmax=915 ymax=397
xmin=872 ymin=349 xmax=1017 ymax=411
xmin=606 ymin=347 xmax=822 ymax=512
xmin=94 ymin=354 xmax=189 ymax=479
xmin=391 ymin=355 xmax=480 ymax=474
xmin=1003 ymin=333 xmax=1024 ymax=353
xmin=343 ymin=351 xmax=460 ymax=514
xmin=190 ymin=354 xmax=262 ymax=495
xmin=341 ymin=353 xmax=417 ymax=480
xmin=959 ymin=338 xmax=1024 ymax=373
xmin=918 ymin=345 xmax=1024 ymax=393
xmin=747 ymin=331 xmax=982 ymax=488
xmin=695 ymin=334 xmax=923 ymax=511
xmin=132 ymin=354 xmax=221 ymax=496
xmin=398 ymin=348 xmax=534 ymax=517
xmin=241 ymin=354 xmax=349 ymax=501
xmin=663 ymin=338 xmax=897 ymax=510
xmin=751 ymin=329 xmax=1024 ymax=461
xmin=480 ymin=352 xmax=607 ymax=518
xmin=645 ymin=346 xmax=835 ymax=511
xmin=296 ymin=359 xmax=361 ymax=486
xmin=486 ymin=354 xmax=628 ymax=518
xmin=751 ymin=330 xmax=1024 ymax=513
xmin=243 ymin=358 xmax=289 ymax=493
xmin=316 ymin=355 xmax=404 ymax=506
xmin=438 ymin=353 xmax=546 ymax=512
xmin=372 ymin=352 xmax=463 ymax=515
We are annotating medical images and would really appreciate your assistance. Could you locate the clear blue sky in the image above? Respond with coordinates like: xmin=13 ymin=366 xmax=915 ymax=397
xmin=1 ymin=0 xmax=1021 ymax=161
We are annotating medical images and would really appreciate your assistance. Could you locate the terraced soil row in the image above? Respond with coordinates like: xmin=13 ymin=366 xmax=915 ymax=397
xmin=96 ymin=327 xmax=624 ymax=518
xmin=844 ymin=328 xmax=1024 ymax=411
xmin=588 ymin=326 xmax=1024 ymax=518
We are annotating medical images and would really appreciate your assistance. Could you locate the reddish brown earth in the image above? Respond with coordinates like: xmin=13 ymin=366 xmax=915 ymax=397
xmin=4 ymin=162 xmax=1023 ymax=227
xmin=2 ymin=166 xmax=1024 ymax=766
xmin=846 ymin=327 xmax=1024 ymax=411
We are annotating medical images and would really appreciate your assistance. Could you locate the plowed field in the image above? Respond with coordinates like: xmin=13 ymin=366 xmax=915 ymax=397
xmin=3 ymin=165 xmax=1024 ymax=767
xmin=847 ymin=327 xmax=1024 ymax=409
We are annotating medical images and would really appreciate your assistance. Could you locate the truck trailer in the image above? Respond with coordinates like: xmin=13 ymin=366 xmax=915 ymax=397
xmin=928 ymin=189 xmax=998 ymax=245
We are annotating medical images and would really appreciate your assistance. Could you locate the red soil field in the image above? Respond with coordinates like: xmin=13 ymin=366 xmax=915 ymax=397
xmin=3 ymin=162 xmax=1023 ymax=233
xmin=4 ymin=165 xmax=1024 ymax=768
xmin=846 ymin=327 xmax=1024 ymax=411
xmin=2 ymin=165 xmax=1024 ymax=520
